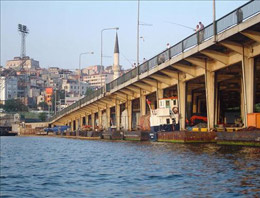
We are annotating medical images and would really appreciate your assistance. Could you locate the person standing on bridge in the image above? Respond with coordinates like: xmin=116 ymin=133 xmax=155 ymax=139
xmin=199 ymin=22 xmax=205 ymax=43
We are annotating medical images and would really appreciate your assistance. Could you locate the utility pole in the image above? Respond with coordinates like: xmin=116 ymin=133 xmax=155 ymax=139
xmin=213 ymin=0 xmax=216 ymax=42
xmin=137 ymin=0 xmax=140 ymax=68
xmin=78 ymin=52 xmax=94 ymax=99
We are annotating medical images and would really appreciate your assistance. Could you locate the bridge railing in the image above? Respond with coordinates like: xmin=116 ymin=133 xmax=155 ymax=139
xmin=49 ymin=0 xmax=260 ymax=122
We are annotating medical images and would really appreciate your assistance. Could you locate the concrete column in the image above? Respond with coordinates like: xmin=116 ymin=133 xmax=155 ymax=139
xmin=241 ymin=79 xmax=245 ymax=123
xmin=192 ymin=93 xmax=199 ymax=113
xmin=75 ymin=118 xmax=79 ymax=131
xmin=85 ymin=114 xmax=89 ymax=125
xmin=116 ymin=100 xmax=120 ymax=131
xmin=186 ymin=90 xmax=192 ymax=120
xmin=127 ymin=99 xmax=132 ymax=131
xmin=98 ymin=108 xmax=102 ymax=130
xmin=205 ymin=70 xmax=215 ymax=130
xmin=156 ymin=88 xmax=163 ymax=108
xmin=80 ymin=116 xmax=83 ymax=128
xmin=244 ymin=58 xmax=254 ymax=114
xmin=140 ymin=90 xmax=146 ymax=116
xmin=70 ymin=121 xmax=73 ymax=131
xmin=214 ymin=89 xmax=219 ymax=125
xmin=241 ymin=56 xmax=254 ymax=127
xmin=106 ymin=105 xmax=111 ymax=129
xmin=178 ymin=80 xmax=186 ymax=130
xmin=91 ymin=112 xmax=95 ymax=130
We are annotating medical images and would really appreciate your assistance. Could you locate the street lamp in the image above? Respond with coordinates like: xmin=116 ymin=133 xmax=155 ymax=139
xmin=78 ymin=52 xmax=94 ymax=98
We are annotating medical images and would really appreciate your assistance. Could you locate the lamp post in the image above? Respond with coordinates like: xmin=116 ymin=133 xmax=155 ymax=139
xmin=78 ymin=52 xmax=94 ymax=99
xmin=137 ymin=0 xmax=140 ymax=68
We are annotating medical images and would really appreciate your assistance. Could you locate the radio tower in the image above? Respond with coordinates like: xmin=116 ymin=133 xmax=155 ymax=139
xmin=18 ymin=24 xmax=29 ymax=59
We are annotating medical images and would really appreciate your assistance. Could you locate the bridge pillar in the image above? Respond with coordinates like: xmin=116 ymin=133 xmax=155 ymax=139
xmin=192 ymin=93 xmax=200 ymax=114
xmin=244 ymin=58 xmax=254 ymax=113
xmin=106 ymin=105 xmax=111 ymax=129
xmin=85 ymin=114 xmax=88 ymax=125
xmin=70 ymin=121 xmax=73 ymax=131
xmin=215 ymin=89 xmax=220 ymax=125
xmin=156 ymin=88 xmax=163 ymax=108
xmin=186 ymin=90 xmax=192 ymax=121
xmin=116 ymin=100 xmax=120 ymax=131
xmin=241 ymin=57 xmax=254 ymax=127
xmin=91 ymin=112 xmax=95 ymax=130
xmin=205 ymin=69 xmax=215 ymax=130
xmin=75 ymin=118 xmax=80 ymax=135
xmin=178 ymin=80 xmax=186 ymax=130
xmin=80 ymin=116 xmax=83 ymax=128
xmin=98 ymin=108 xmax=102 ymax=130
xmin=126 ymin=98 xmax=132 ymax=131
xmin=140 ymin=90 xmax=146 ymax=116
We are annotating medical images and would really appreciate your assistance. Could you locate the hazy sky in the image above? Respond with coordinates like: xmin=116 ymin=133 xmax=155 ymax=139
xmin=1 ymin=1 xmax=248 ymax=70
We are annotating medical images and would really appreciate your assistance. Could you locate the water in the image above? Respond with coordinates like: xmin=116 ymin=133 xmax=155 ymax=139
xmin=1 ymin=137 xmax=260 ymax=198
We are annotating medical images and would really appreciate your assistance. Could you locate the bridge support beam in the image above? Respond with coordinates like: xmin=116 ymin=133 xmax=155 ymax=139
xmin=205 ymin=69 xmax=215 ymax=130
xmin=98 ymin=108 xmax=102 ymax=130
xmin=70 ymin=121 xmax=73 ymax=131
xmin=116 ymin=100 xmax=120 ymax=131
xmin=241 ymin=56 xmax=254 ymax=127
xmin=126 ymin=98 xmax=132 ymax=131
xmin=85 ymin=113 xmax=89 ymax=125
xmin=178 ymin=81 xmax=186 ymax=130
xmin=192 ymin=93 xmax=200 ymax=114
xmin=186 ymin=90 xmax=192 ymax=121
xmin=244 ymin=58 xmax=254 ymax=114
xmin=106 ymin=106 xmax=111 ymax=129
xmin=140 ymin=90 xmax=146 ymax=116
xmin=156 ymin=88 xmax=163 ymax=108
xmin=91 ymin=112 xmax=95 ymax=130
xmin=75 ymin=118 xmax=79 ymax=131
xmin=80 ymin=116 xmax=83 ymax=128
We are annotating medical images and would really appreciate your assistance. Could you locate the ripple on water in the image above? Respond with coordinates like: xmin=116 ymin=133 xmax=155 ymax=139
xmin=1 ymin=137 xmax=260 ymax=197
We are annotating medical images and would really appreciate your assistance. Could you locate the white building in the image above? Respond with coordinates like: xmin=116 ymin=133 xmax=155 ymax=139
xmin=0 ymin=76 xmax=18 ymax=104
xmin=62 ymin=79 xmax=89 ymax=96
xmin=82 ymin=65 xmax=104 ymax=75
xmin=37 ymin=95 xmax=45 ymax=105
xmin=6 ymin=56 xmax=39 ymax=70
xmin=83 ymin=73 xmax=113 ymax=88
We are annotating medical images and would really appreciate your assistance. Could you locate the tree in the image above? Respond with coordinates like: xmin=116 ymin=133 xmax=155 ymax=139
xmin=38 ymin=102 xmax=48 ymax=111
xmin=39 ymin=112 xmax=47 ymax=122
xmin=85 ymin=88 xmax=94 ymax=96
xmin=3 ymin=99 xmax=28 ymax=112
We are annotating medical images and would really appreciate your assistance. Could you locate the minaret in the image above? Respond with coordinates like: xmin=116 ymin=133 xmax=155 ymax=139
xmin=113 ymin=32 xmax=120 ymax=80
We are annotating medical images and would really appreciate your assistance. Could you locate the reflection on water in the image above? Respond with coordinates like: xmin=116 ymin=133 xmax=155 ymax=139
xmin=1 ymin=137 xmax=260 ymax=197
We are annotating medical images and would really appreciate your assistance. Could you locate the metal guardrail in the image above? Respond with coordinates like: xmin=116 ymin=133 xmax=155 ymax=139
xmin=49 ymin=0 xmax=260 ymax=122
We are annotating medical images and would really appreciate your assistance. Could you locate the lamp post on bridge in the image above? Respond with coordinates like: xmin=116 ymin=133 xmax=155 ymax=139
xmin=78 ymin=52 xmax=94 ymax=99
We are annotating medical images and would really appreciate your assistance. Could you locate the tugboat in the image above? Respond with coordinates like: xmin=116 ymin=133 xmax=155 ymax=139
xmin=148 ymin=97 xmax=179 ymax=141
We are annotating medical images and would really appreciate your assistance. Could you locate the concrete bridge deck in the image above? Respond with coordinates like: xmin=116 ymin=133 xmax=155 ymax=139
xmin=49 ymin=1 xmax=260 ymax=134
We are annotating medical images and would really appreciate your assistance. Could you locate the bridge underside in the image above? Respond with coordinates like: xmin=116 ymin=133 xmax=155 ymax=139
xmin=51 ymin=12 xmax=260 ymax=133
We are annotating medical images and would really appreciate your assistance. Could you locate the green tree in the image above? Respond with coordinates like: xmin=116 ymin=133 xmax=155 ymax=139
xmin=3 ymin=99 xmax=28 ymax=112
xmin=39 ymin=112 xmax=47 ymax=122
xmin=38 ymin=102 xmax=48 ymax=111
xmin=85 ymin=88 xmax=94 ymax=96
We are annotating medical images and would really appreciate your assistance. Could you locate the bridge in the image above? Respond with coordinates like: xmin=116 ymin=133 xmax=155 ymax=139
xmin=49 ymin=1 xmax=260 ymax=134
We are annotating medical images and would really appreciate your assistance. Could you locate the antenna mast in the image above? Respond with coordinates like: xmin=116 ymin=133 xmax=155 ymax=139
xmin=18 ymin=24 xmax=29 ymax=58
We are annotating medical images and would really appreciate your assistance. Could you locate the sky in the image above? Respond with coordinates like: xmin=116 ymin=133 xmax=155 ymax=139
xmin=1 ymin=0 xmax=248 ymax=71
